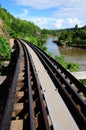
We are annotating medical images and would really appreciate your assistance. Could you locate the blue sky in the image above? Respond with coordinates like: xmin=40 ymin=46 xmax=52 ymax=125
xmin=0 ymin=0 xmax=86 ymax=29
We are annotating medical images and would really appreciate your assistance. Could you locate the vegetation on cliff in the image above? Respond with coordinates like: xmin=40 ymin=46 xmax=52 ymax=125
xmin=0 ymin=6 xmax=40 ymax=38
xmin=0 ymin=34 xmax=11 ymax=74
xmin=0 ymin=6 xmax=50 ymax=51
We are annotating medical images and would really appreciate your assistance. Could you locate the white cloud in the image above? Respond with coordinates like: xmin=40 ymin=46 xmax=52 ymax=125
xmin=16 ymin=9 xmax=85 ymax=29
xmin=16 ymin=10 xmax=56 ymax=29
xmin=16 ymin=0 xmax=86 ymax=29
xmin=16 ymin=0 xmax=61 ymax=9
xmin=17 ymin=9 xmax=29 ymax=18
xmin=30 ymin=17 xmax=48 ymax=28
xmin=23 ymin=9 xmax=28 ymax=14
xmin=54 ymin=18 xmax=84 ymax=29
xmin=15 ymin=0 xmax=86 ymax=29
xmin=15 ymin=0 xmax=86 ymax=26
xmin=67 ymin=18 xmax=83 ymax=27
xmin=16 ymin=0 xmax=86 ymax=12
xmin=55 ymin=19 xmax=64 ymax=28
xmin=53 ymin=2 xmax=86 ymax=19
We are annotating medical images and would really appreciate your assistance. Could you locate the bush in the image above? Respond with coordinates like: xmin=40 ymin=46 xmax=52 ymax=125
xmin=0 ymin=34 xmax=11 ymax=74
xmin=0 ymin=34 xmax=11 ymax=60
xmin=28 ymin=36 xmax=47 ymax=52
xmin=67 ymin=62 xmax=80 ymax=72
xmin=55 ymin=55 xmax=80 ymax=72
xmin=55 ymin=55 xmax=68 ymax=69
xmin=80 ymin=79 xmax=86 ymax=86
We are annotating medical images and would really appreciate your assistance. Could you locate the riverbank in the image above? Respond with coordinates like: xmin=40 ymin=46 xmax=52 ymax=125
xmin=53 ymin=40 xmax=86 ymax=49
xmin=45 ymin=38 xmax=86 ymax=71
xmin=73 ymin=45 xmax=86 ymax=49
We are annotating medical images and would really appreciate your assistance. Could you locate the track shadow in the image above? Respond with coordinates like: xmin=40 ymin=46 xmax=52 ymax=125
xmin=0 ymin=42 xmax=19 ymax=121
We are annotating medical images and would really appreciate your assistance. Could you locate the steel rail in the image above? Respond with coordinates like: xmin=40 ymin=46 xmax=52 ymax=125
xmin=27 ymin=40 xmax=86 ymax=93
xmin=0 ymin=40 xmax=36 ymax=130
xmin=34 ymin=45 xmax=86 ymax=106
xmin=0 ymin=39 xmax=52 ymax=130
xmin=19 ymin=40 xmax=51 ymax=130
xmin=26 ymin=41 xmax=86 ymax=105
xmin=0 ymin=41 xmax=21 ymax=130
xmin=21 ymin=42 xmax=35 ymax=130
xmin=27 ymin=50 xmax=51 ymax=130
xmin=23 ymin=40 xmax=86 ymax=130
xmin=37 ymin=46 xmax=86 ymax=93
xmin=34 ymin=49 xmax=86 ymax=129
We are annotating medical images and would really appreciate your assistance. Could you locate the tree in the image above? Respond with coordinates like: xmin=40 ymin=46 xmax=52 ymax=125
xmin=74 ymin=24 xmax=78 ymax=29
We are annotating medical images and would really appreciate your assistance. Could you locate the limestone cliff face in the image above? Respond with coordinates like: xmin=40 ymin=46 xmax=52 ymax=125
xmin=0 ymin=18 xmax=9 ymax=41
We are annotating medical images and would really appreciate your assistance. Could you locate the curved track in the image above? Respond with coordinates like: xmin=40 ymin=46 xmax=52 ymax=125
xmin=0 ymin=40 xmax=51 ymax=130
xmin=22 ymin=39 xmax=86 ymax=130
xmin=0 ymin=39 xmax=86 ymax=130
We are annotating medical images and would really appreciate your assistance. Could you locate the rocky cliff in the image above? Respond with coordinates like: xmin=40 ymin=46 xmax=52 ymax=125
xmin=0 ymin=18 xmax=9 ymax=41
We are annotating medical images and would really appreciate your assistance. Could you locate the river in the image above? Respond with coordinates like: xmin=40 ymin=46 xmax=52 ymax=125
xmin=45 ymin=38 xmax=86 ymax=71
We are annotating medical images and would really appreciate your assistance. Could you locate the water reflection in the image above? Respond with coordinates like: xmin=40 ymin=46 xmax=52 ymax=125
xmin=45 ymin=38 xmax=86 ymax=71
xmin=45 ymin=38 xmax=61 ymax=57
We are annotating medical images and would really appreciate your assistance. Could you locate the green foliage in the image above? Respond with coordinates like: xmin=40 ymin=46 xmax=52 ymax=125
xmin=0 ymin=6 xmax=40 ymax=38
xmin=80 ymin=79 xmax=86 ymax=86
xmin=28 ymin=36 xmax=38 ymax=45
xmin=55 ymin=25 xmax=86 ymax=47
xmin=46 ymin=51 xmax=52 ymax=57
xmin=0 ymin=5 xmax=55 ymax=40
xmin=55 ymin=55 xmax=67 ymax=68
xmin=0 ymin=34 xmax=11 ymax=60
xmin=55 ymin=55 xmax=80 ymax=72
xmin=10 ymin=18 xmax=40 ymax=38
xmin=28 ymin=34 xmax=47 ymax=52
xmin=0 ymin=34 xmax=11 ymax=74
xmin=67 ymin=62 xmax=80 ymax=72
xmin=0 ymin=6 xmax=49 ymax=56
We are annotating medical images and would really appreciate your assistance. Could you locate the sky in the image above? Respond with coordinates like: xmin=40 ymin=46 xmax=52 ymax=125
xmin=0 ymin=0 xmax=86 ymax=29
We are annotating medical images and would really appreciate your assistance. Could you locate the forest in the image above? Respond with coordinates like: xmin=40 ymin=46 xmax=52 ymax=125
xmin=54 ymin=25 xmax=86 ymax=47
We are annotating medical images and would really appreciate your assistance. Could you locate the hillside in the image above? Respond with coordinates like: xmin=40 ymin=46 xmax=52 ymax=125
xmin=0 ymin=6 xmax=41 ymax=38
xmin=0 ymin=6 xmax=49 ymax=74
xmin=0 ymin=18 xmax=9 ymax=40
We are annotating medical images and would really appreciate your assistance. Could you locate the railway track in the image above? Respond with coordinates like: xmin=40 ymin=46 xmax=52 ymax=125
xmin=0 ymin=40 xmax=51 ymax=130
xmin=21 ymin=39 xmax=86 ymax=130
xmin=0 ymin=39 xmax=86 ymax=130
